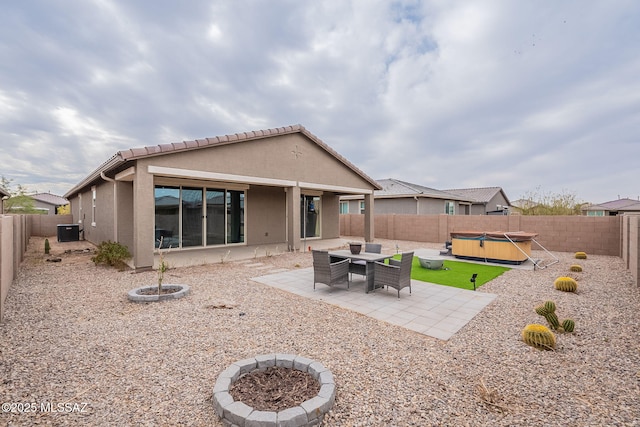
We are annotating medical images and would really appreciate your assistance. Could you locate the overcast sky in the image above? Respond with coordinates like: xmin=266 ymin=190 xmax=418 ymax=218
xmin=1 ymin=1 xmax=638 ymax=203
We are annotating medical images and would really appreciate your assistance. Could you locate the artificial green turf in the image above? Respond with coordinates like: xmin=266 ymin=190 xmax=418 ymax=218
xmin=392 ymin=255 xmax=510 ymax=290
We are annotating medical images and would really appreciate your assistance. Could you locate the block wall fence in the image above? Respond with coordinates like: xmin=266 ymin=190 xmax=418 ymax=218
xmin=0 ymin=214 xmax=72 ymax=321
xmin=1 ymin=213 xmax=638 ymax=321
xmin=341 ymin=213 xmax=639 ymax=287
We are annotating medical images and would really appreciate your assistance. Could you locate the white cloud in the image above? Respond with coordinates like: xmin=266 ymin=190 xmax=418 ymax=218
xmin=0 ymin=0 xmax=638 ymax=202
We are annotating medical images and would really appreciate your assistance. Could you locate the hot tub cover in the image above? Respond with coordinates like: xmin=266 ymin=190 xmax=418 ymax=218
xmin=450 ymin=231 xmax=538 ymax=242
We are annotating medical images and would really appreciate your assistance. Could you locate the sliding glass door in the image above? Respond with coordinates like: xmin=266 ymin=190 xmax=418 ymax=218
xmin=154 ymin=186 xmax=179 ymax=248
xmin=155 ymin=184 xmax=244 ymax=248
xmin=206 ymin=189 xmax=225 ymax=245
xmin=300 ymin=195 xmax=320 ymax=238
xmin=182 ymin=187 xmax=203 ymax=247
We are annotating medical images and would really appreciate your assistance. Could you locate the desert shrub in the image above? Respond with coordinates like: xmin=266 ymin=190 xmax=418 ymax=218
xmin=92 ymin=241 xmax=131 ymax=270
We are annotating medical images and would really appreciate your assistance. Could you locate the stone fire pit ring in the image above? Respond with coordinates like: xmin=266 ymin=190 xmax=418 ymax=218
xmin=127 ymin=284 xmax=190 ymax=303
xmin=213 ymin=353 xmax=336 ymax=426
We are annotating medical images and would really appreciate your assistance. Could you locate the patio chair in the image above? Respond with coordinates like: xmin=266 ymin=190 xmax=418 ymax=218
xmin=312 ymin=250 xmax=350 ymax=290
xmin=349 ymin=243 xmax=382 ymax=280
xmin=373 ymin=251 xmax=414 ymax=298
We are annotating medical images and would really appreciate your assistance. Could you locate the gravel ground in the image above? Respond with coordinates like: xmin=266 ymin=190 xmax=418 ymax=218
xmin=1 ymin=237 xmax=639 ymax=426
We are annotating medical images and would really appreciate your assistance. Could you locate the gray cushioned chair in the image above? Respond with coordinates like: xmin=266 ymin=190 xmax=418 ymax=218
xmin=312 ymin=250 xmax=350 ymax=290
xmin=373 ymin=251 xmax=414 ymax=298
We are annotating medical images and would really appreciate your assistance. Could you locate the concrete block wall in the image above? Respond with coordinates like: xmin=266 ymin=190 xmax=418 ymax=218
xmin=342 ymin=213 xmax=638 ymax=286
xmin=518 ymin=215 xmax=621 ymax=256
xmin=622 ymin=214 xmax=639 ymax=287
xmin=30 ymin=214 xmax=73 ymax=237
xmin=1 ymin=216 xmax=13 ymax=322
xmin=1 ymin=215 xmax=24 ymax=322
xmin=0 ymin=213 xmax=65 ymax=322
xmin=341 ymin=213 xmax=622 ymax=256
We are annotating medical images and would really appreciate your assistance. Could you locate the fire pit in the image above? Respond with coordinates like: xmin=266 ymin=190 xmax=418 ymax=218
xmin=213 ymin=354 xmax=335 ymax=426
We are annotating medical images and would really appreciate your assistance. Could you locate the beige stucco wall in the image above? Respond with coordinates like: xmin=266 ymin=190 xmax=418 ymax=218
xmin=246 ymin=186 xmax=287 ymax=245
xmin=76 ymin=183 xmax=116 ymax=246
xmin=321 ymin=194 xmax=340 ymax=239
xmin=139 ymin=133 xmax=374 ymax=190
xmin=116 ymin=181 xmax=134 ymax=254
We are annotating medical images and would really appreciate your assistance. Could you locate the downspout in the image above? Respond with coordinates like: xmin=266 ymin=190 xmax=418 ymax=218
xmin=414 ymin=196 xmax=419 ymax=215
xmin=100 ymin=172 xmax=118 ymax=242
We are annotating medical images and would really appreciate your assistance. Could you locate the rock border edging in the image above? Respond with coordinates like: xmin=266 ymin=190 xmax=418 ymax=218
xmin=127 ymin=284 xmax=191 ymax=303
xmin=213 ymin=353 xmax=335 ymax=427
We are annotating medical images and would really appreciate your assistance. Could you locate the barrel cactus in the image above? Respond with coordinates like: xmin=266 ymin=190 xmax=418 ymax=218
xmin=535 ymin=302 xmax=559 ymax=330
xmin=554 ymin=276 xmax=578 ymax=293
xmin=561 ymin=319 xmax=575 ymax=333
xmin=534 ymin=304 xmax=548 ymax=316
xmin=569 ymin=264 xmax=583 ymax=272
xmin=574 ymin=251 xmax=587 ymax=259
xmin=522 ymin=324 xmax=556 ymax=350
xmin=543 ymin=300 xmax=556 ymax=313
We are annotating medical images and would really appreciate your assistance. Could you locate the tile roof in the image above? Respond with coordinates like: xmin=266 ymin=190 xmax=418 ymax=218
xmin=585 ymin=198 xmax=640 ymax=211
xmin=375 ymin=179 xmax=474 ymax=201
xmin=30 ymin=192 xmax=69 ymax=205
xmin=444 ymin=187 xmax=509 ymax=205
xmin=65 ymin=124 xmax=381 ymax=198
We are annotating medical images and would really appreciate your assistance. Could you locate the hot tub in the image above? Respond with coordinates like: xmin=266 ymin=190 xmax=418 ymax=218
xmin=450 ymin=231 xmax=537 ymax=265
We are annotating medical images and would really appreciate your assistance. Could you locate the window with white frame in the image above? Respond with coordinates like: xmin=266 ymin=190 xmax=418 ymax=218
xmin=339 ymin=201 xmax=349 ymax=214
xmin=445 ymin=201 xmax=455 ymax=215
xmin=91 ymin=186 xmax=97 ymax=226
xmin=359 ymin=201 xmax=365 ymax=214
xmin=78 ymin=193 xmax=83 ymax=224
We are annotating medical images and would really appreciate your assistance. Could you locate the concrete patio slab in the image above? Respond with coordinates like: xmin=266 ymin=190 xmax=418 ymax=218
xmin=252 ymin=267 xmax=497 ymax=341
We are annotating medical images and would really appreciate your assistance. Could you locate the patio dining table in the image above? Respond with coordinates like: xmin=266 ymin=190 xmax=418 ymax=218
xmin=328 ymin=250 xmax=394 ymax=293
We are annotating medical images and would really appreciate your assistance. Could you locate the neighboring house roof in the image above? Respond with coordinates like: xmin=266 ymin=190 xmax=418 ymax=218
xmin=583 ymin=198 xmax=640 ymax=212
xmin=30 ymin=192 xmax=69 ymax=206
xmin=0 ymin=188 xmax=9 ymax=198
xmin=510 ymin=199 xmax=540 ymax=209
xmin=65 ymin=124 xmax=381 ymax=198
xmin=444 ymin=187 xmax=511 ymax=206
xmin=374 ymin=179 xmax=474 ymax=202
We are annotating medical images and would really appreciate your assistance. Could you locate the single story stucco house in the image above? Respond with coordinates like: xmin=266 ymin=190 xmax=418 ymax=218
xmin=64 ymin=125 xmax=381 ymax=270
xmin=30 ymin=192 xmax=69 ymax=215
xmin=341 ymin=179 xmax=511 ymax=215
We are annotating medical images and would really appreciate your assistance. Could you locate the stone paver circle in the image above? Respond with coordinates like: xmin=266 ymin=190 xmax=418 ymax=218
xmin=213 ymin=353 xmax=336 ymax=426
xmin=127 ymin=284 xmax=190 ymax=303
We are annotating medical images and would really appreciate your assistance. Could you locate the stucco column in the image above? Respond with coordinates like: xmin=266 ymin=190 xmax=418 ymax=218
xmin=364 ymin=192 xmax=374 ymax=242
xmin=133 ymin=166 xmax=155 ymax=270
xmin=287 ymin=185 xmax=301 ymax=251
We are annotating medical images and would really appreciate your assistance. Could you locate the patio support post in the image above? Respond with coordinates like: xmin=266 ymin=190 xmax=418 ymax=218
xmin=286 ymin=185 xmax=301 ymax=251
xmin=364 ymin=192 xmax=374 ymax=243
xmin=133 ymin=166 xmax=155 ymax=270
